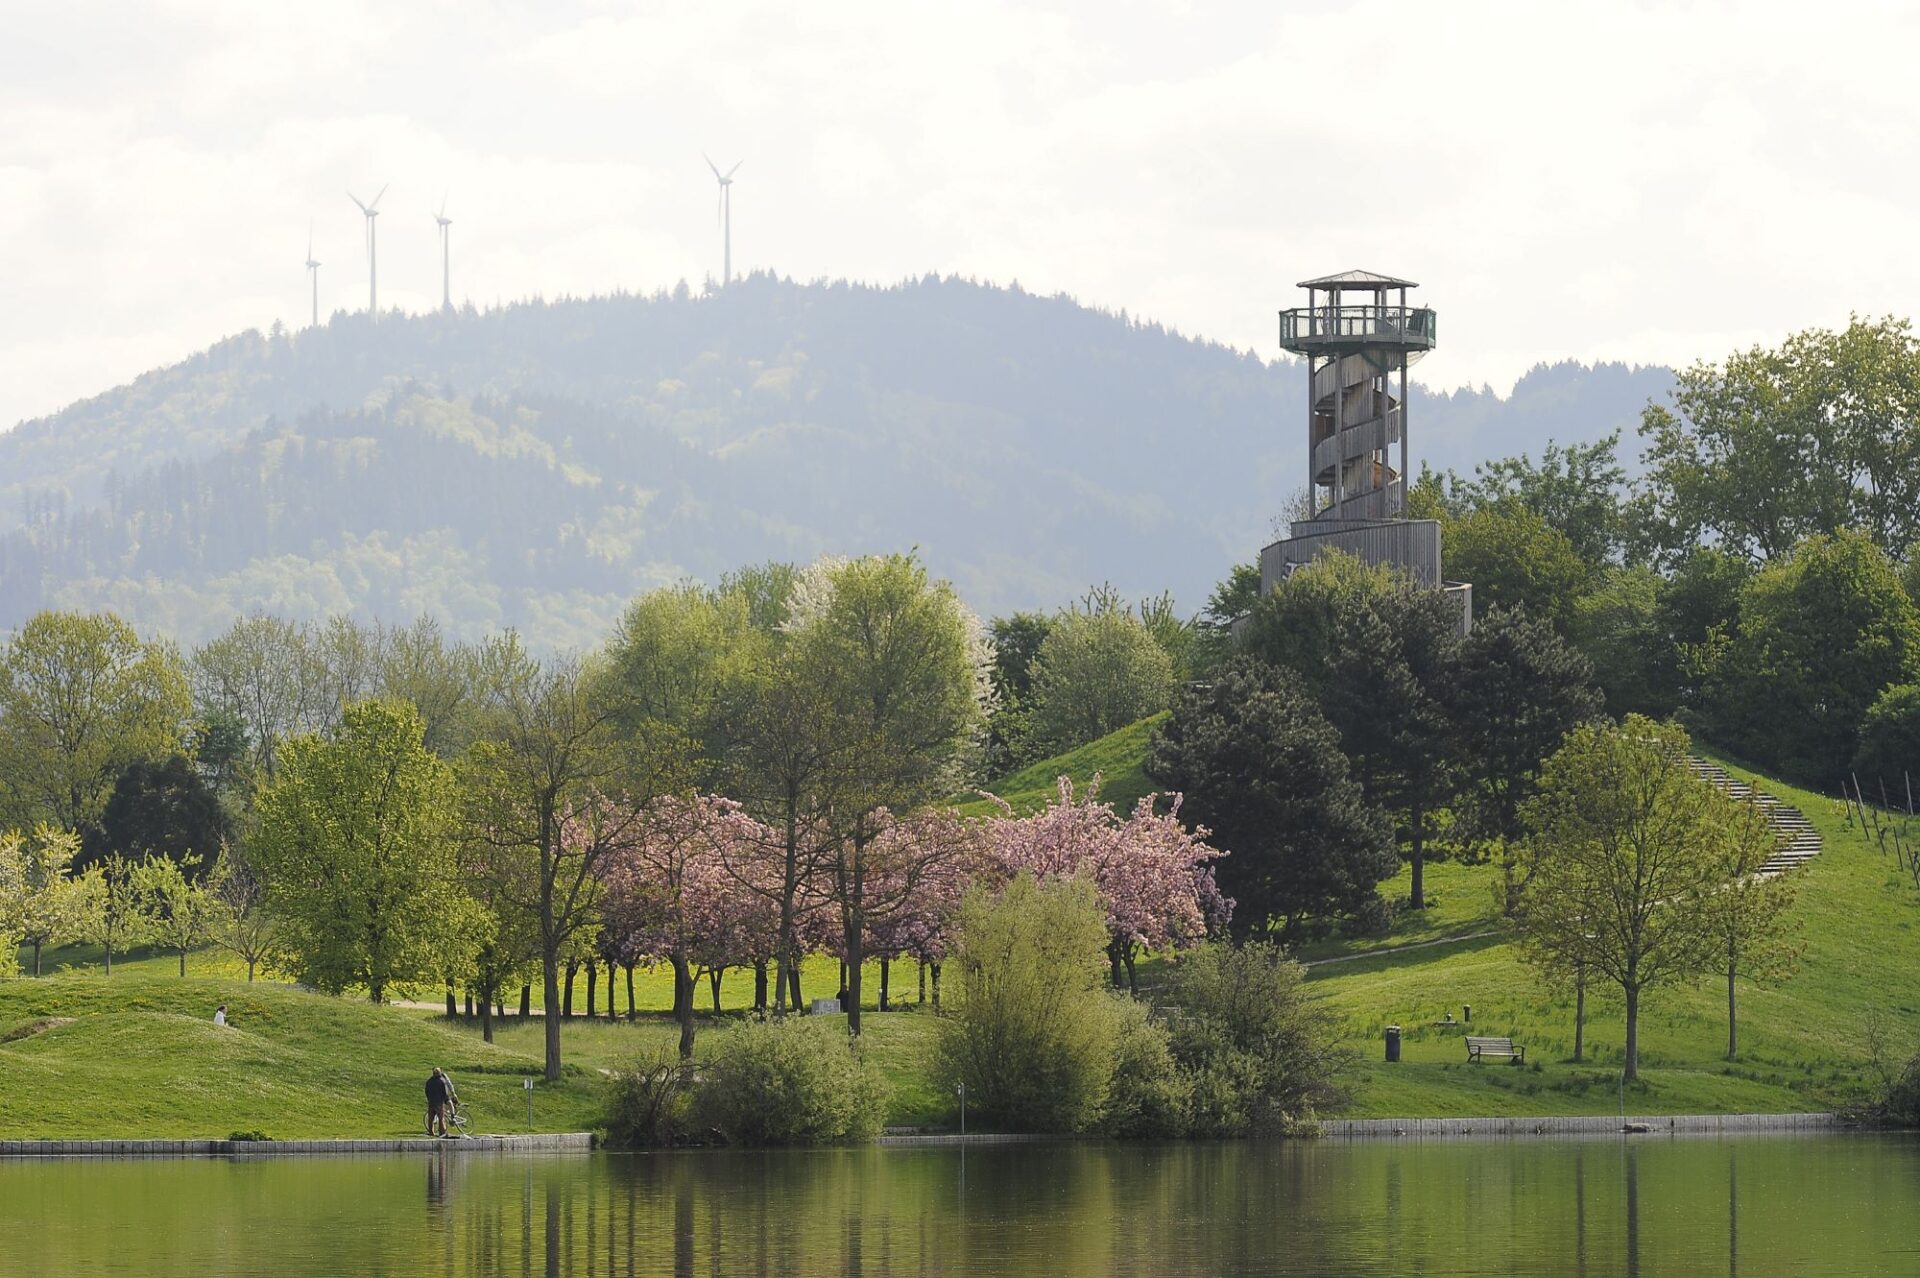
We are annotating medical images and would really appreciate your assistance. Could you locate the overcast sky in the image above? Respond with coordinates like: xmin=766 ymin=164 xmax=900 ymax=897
xmin=3 ymin=0 xmax=1914 ymax=430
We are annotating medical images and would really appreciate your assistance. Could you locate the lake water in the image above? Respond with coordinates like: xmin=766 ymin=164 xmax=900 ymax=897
xmin=4 ymin=1134 xmax=1918 ymax=1276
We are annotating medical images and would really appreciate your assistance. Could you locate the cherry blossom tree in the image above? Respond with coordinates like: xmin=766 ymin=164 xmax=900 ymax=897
xmin=982 ymin=775 xmax=1230 ymax=992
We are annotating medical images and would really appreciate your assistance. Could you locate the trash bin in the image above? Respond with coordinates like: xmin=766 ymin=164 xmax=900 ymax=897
xmin=1385 ymin=1024 xmax=1402 ymax=1063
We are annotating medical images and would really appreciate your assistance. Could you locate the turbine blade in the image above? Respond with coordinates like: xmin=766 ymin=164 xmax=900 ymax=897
xmin=349 ymin=192 xmax=368 ymax=213
xmin=725 ymin=160 xmax=743 ymax=178
xmin=370 ymin=183 xmax=388 ymax=210
xmin=704 ymin=153 xmax=722 ymax=179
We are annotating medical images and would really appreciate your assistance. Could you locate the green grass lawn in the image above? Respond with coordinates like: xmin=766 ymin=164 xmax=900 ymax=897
xmin=1312 ymin=755 xmax=1910 ymax=1117
xmin=0 ymin=973 xmax=607 ymax=1140
xmin=954 ymin=713 xmax=1168 ymax=817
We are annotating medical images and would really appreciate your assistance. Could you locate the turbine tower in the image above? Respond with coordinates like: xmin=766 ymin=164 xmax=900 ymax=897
xmin=348 ymin=184 xmax=387 ymax=315
xmin=434 ymin=195 xmax=452 ymax=312
xmin=704 ymin=155 xmax=742 ymax=287
xmin=304 ymin=223 xmax=321 ymax=328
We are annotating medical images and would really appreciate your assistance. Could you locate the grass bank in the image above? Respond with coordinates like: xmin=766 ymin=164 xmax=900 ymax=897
xmin=0 ymin=974 xmax=606 ymax=1140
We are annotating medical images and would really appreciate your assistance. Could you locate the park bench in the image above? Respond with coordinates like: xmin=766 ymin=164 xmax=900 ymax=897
xmin=1466 ymin=1036 xmax=1525 ymax=1064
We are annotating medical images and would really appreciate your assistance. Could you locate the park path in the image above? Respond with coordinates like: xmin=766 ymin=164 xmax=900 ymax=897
xmin=1686 ymin=757 xmax=1822 ymax=875
xmin=1302 ymin=930 xmax=1500 ymax=968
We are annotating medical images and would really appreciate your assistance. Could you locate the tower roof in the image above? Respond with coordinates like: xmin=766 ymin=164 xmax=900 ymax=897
xmin=1296 ymin=269 xmax=1419 ymax=289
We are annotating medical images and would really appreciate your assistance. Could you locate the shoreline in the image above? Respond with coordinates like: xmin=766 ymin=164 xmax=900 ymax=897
xmin=0 ymin=1133 xmax=594 ymax=1158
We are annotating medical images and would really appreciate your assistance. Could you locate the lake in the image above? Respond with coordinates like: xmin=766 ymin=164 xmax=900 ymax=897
xmin=4 ymin=1134 xmax=1918 ymax=1276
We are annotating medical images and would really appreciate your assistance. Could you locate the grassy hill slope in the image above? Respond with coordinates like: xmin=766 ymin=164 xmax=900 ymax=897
xmin=956 ymin=713 xmax=1167 ymax=818
xmin=0 ymin=974 xmax=606 ymax=1139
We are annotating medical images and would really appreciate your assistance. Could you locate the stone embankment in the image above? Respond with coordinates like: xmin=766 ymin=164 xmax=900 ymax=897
xmin=0 ymin=1133 xmax=593 ymax=1157
xmin=1319 ymin=1112 xmax=1845 ymax=1139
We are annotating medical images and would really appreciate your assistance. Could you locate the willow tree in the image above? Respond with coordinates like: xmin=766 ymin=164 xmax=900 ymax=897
xmin=1514 ymin=716 xmax=1722 ymax=1080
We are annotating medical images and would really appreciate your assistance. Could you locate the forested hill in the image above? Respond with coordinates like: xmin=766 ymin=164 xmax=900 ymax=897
xmin=0 ymin=275 xmax=1672 ymax=646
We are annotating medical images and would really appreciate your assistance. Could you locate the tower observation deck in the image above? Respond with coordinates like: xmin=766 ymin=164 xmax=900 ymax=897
xmin=1259 ymin=269 xmax=1470 ymax=628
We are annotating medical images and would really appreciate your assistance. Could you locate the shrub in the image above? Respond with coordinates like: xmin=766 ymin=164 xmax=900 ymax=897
xmin=605 ymin=1048 xmax=699 ymax=1148
xmin=1163 ymin=941 xmax=1349 ymax=1136
xmin=1853 ymin=683 xmax=1920 ymax=791
xmin=934 ymin=874 xmax=1120 ymax=1133
xmin=1099 ymin=998 xmax=1189 ymax=1138
xmin=694 ymin=1019 xmax=889 ymax=1146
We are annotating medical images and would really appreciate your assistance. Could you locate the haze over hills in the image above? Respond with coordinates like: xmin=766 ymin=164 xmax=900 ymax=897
xmin=0 ymin=275 xmax=1673 ymax=646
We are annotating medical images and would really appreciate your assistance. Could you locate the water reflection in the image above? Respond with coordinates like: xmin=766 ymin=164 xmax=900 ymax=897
xmin=3 ymin=1135 xmax=1920 ymax=1276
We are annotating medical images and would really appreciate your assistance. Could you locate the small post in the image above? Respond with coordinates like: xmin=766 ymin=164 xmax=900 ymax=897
xmin=956 ymin=1083 xmax=966 ymax=1136
xmin=523 ymin=1077 xmax=535 ymax=1130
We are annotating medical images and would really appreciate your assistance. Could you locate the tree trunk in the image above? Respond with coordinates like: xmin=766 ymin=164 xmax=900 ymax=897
xmin=672 ymin=953 xmax=695 ymax=1060
xmin=709 ymin=967 xmax=724 ymax=1014
xmin=448 ymin=983 xmax=458 ymax=1018
xmin=369 ymin=979 xmax=384 ymax=1004
xmin=1107 ymin=941 xmax=1125 ymax=988
xmin=626 ymin=964 xmax=636 ymax=1021
xmin=787 ymin=960 xmax=803 ymax=1013
xmin=1573 ymin=969 xmax=1586 ymax=1063
xmin=931 ymin=961 xmax=942 ymax=1012
xmin=845 ymin=928 xmax=865 ymax=1038
xmin=520 ymin=984 xmax=531 ymax=1019
xmin=563 ymin=960 xmax=578 ymax=1018
xmin=1123 ymin=948 xmax=1138 ymax=996
xmin=879 ymin=958 xmax=890 ymax=1012
xmin=586 ymin=961 xmax=598 ymax=1018
xmin=1727 ymin=957 xmax=1738 ymax=1061
xmin=1410 ymin=795 xmax=1426 ymax=909
xmin=541 ymin=951 xmax=562 ymax=1082
xmin=246 ymin=958 xmax=256 ymax=982
xmin=179 ymin=947 xmax=187 ymax=977
xmin=32 ymin=941 xmax=41 ymax=978
xmin=918 ymin=960 xmax=926 ymax=1006
xmin=481 ymin=985 xmax=495 ymax=1044
xmin=753 ymin=960 xmax=768 ymax=1014
xmin=1623 ymin=983 xmax=1641 ymax=1082
xmin=104 ymin=942 xmax=112 ymax=977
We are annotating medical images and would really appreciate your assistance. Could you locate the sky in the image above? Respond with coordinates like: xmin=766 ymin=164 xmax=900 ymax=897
xmin=3 ymin=0 xmax=1916 ymax=431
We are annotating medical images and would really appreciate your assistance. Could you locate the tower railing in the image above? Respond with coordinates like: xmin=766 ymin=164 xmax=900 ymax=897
xmin=1279 ymin=305 xmax=1437 ymax=351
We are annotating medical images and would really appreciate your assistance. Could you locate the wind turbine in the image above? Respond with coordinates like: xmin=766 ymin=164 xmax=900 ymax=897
xmin=704 ymin=155 xmax=742 ymax=287
xmin=304 ymin=222 xmax=321 ymax=328
xmin=348 ymin=184 xmax=387 ymax=315
xmin=434 ymin=194 xmax=452 ymax=312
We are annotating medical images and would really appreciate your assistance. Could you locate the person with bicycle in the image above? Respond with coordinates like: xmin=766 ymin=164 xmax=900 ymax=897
xmin=426 ymin=1067 xmax=460 ymax=1137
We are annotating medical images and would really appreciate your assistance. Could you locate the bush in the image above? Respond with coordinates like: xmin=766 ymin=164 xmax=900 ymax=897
xmin=1099 ymin=998 xmax=1189 ymax=1138
xmin=934 ymin=874 xmax=1121 ymax=1133
xmin=1163 ymin=942 xmax=1349 ymax=1136
xmin=1854 ymin=683 xmax=1920 ymax=790
xmin=605 ymin=1048 xmax=699 ymax=1148
xmin=694 ymin=1019 xmax=889 ymax=1146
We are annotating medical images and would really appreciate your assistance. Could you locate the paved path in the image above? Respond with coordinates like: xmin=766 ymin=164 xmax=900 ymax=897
xmin=1302 ymin=930 xmax=1500 ymax=968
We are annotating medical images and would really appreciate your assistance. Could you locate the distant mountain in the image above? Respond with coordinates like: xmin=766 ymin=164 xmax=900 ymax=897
xmin=0 ymin=276 xmax=1672 ymax=645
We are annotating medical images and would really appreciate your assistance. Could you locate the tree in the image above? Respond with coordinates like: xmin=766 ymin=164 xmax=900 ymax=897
xmin=1709 ymin=796 xmax=1801 ymax=1060
xmin=376 ymin=616 xmax=483 ymax=759
xmin=1648 ymin=547 xmax=1754 ymax=720
xmin=0 ymin=611 xmax=191 ymax=835
xmin=982 ymin=777 xmax=1226 ymax=990
xmin=1640 ymin=319 xmax=1920 ymax=564
xmin=131 ymin=854 xmax=219 ymax=977
xmin=934 ymin=874 xmax=1123 ymax=1133
xmin=1147 ymin=658 xmax=1395 ymax=938
xmin=788 ymin=553 xmax=992 ymax=1037
xmin=1854 ymin=684 xmax=1920 ymax=795
xmin=460 ymin=642 xmax=654 ymax=1079
xmin=985 ymin=611 xmax=1055 ymax=770
xmin=1026 ymin=606 xmax=1175 ymax=755
xmin=190 ymin=614 xmax=313 ymax=782
xmin=253 ymin=699 xmax=474 ymax=1002
xmin=206 ymin=846 xmax=275 ymax=981
xmin=88 ymin=755 xmax=229 ymax=876
xmin=1707 ymin=530 xmax=1920 ymax=782
xmin=1570 ymin=565 xmax=1664 ymax=718
xmin=1513 ymin=716 xmax=1724 ymax=1080
xmin=1450 ymin=608 xmax=1603 ymax=910
xmin=1440 ymin=505 xmax=1589 ymax=628
xmin=1192 ymin=562 xmax=1261 ymax=676
xmin=1443 ymin=432 xmax=1629 ymax=567
xmin=0 ymin=826 xmax=89 ymax=977
xmin=74 ymin=853 xmax=146 ymax=975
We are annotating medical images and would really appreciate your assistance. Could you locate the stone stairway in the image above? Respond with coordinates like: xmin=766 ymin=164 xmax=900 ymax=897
xmin=1686 ymin=758 xmax=1822 ymax=875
